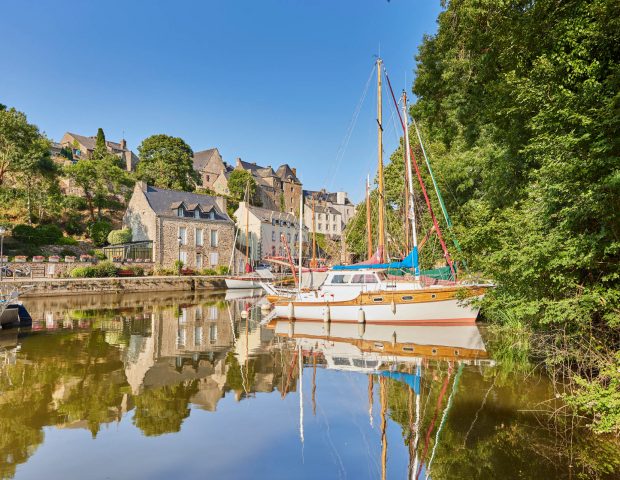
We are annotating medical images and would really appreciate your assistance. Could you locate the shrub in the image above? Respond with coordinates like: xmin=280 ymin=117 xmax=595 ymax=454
xmin=57 ymin=236 xmax=78 ymax=246
xmin=88 ymin=220 xmax=112 ymax=247
xmin=95 ymin=261 xmax=118 ymax=277
xmin=129 ymin=266 xmax=144 ymax=276
xmin=201 ymin=268 xmax=217 ymax=276
xmin=12 ymin=224 xmax=63 ymax=245
xmin=93 ymin=249 xmax=107 ymax=261
xmin=107 ymin=228 xmax=132 ymax=245
xmin=216 ymin=265 xmax=229 ymax=275
xmin=70 ymin=266 xmax=96 ymax=278
xmin=174 ymin=260 xmax=184 ymax=275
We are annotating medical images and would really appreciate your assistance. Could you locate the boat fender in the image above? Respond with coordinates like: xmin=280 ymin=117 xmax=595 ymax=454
xmin=357 ymin=308 xmax=365 ymax=324
xmin=390 ymin=300 xmax=396 ymax=314
xmin=323 ymin=305 xmax=330 ymax=323
xmin=392 ymin=331 xmax=397 ymax=347
xmin=287 ymin=302 xmax=295 ymax=320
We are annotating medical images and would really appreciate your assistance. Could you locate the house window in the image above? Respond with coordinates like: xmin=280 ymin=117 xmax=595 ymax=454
xmin=177 ymin=327 xmax=186 ymax=348
xmin=326 ymin=224 xmax=330 ymax=231
xmin=209 ymin=252 xmax=219 ymax=266
xmin=194 ymin=209 xmax=200 ymax=219
xmin=209 ymin=306 xmax=218 ymax=320
xmin=194 ymin=326 xmax=203 ymax=346
xmin=209 ymin=324 xmax=217 ymax=344
xmin=287 ymin=233 xmax=291 ymax=243
xmin=318 ymin=224 xmax=322 ymax=230
xmin=208 ymin=211 xmax=215 ymax=220
xmin=179 ymin=227 xmax=187 ymax=245
xmin=196 ymin=228 xmax=203 ymax=246
xmin=333 ymin=224 xmax=337 ymax=231
xmin=272 ymin=231 xmax=276 ymax=241
xmin=196 ymin=253 xmax=203 ymax=269
xmin=179 ymin=251 xmax=187 ymax=265
xmin=177 ymin=207 xmax=184 ymax=217
xmin=210 ymin=229 xmax=218 ymax=247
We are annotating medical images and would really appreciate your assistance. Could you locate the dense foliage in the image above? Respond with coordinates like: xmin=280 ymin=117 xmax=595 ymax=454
xmin=136 ymin=134 xmax=198 ymax=191
xmin=227 ymin=169 xmax=260 ymax=205
xmin=107 ymin=228 xmax=132 ymax=245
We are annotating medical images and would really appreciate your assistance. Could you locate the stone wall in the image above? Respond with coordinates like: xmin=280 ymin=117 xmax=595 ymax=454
xmin=123 ymin=183 xmax=157 ymax=243
xmin=8 ymin=276 xmax=227 ymax=298
xmin=282 ymin=180 xmax=302 ymax=214
xmin=157 ymin=217 xmax=234 ymax=269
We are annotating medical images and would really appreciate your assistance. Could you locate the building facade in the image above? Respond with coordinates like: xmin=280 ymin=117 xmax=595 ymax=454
xmin=234 ymin=202 xmax=306 ymax=264
xmin=59 ymin=132 xmax=139 ymax=172
xmin=123 ymin=182 xmax=234 ymax=269
xmin=303 ymin=190 xmax=355 ymax=238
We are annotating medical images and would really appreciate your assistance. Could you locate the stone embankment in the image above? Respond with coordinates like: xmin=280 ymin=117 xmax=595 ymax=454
xmin=3 ymin=275 xmax=228 ymax=298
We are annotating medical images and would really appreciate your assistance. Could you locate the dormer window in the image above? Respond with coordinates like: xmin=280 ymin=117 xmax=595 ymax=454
xmin=194 ymin=209 xmax=200 ymax=219
xmin=177 ymin=207 xmax=184 ymax=217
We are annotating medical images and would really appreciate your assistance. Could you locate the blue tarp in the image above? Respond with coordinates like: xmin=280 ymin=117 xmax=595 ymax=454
xmin=333 ymin=246 xmax=420 ymax=275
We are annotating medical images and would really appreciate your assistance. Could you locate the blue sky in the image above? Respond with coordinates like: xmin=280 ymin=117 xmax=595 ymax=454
xmin=1 ymin=0 xmax=442 ymax=201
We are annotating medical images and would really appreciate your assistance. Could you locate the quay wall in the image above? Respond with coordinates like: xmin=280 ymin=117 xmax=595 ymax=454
xmin=2 ymin=276 xmax=228 ymax=298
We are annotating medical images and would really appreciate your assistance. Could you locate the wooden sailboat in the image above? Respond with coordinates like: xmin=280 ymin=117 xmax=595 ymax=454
xmin=267 ymin=58 xmax=492 ymax=323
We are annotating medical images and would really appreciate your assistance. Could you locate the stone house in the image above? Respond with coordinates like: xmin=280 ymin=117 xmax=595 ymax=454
xmin=193 ymin=150 xmax=303 ymax=213
xmin=123 ymin=181 xmax=234 ymax=269
xmin=192 ymin=148 xmax=231 ymax=190
xmin=303 ymin=190 xmax=355 ymax=238
xmin=234 ymin=201 xmax=307 ymax=263
xmin=59 ymin=132 xmax=139 ymax=172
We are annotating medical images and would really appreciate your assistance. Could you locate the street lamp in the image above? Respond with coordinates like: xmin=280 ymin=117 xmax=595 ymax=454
xmin=0 ymin=227 xmax=5 ymax=282
xmin=177 ymin=235 xmax=182 ymax=276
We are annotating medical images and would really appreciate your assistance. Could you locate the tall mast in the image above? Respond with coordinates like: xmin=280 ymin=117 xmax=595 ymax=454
xmin=376 ymin=58 xmax=386 ymax=263
xmin=310 ymin=195 xmax=317 ymax=269
xmin=403 ymin=92 xmax=420 ymax=279
xmin=366 ymin=175 xmax=373 ymax=260
xmin=403 ymin=146 xmax=410 ymax=255
xmin=297 ymin=191 xmax=303 ymax=292
xmin=244 ymin=183 xmax=250 ymax=271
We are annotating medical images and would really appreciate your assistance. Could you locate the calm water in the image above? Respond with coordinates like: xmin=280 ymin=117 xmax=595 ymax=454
xmin=0 ymin=290 xmax=617 ymax=479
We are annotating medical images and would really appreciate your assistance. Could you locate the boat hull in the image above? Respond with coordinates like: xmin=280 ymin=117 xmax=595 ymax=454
xmin=225 ymin=278 xmax=262 ymax=289
xmin=0 ymin=304 xmax=20 ymax=327
xmin=272 ymin=286 xmax=487 ymax=325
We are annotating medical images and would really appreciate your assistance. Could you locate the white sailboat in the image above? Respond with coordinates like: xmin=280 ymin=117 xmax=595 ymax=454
xmin=266 ymin=59 xmax=491 ymax=324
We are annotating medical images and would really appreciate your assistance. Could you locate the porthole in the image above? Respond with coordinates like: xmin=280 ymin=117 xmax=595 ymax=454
xmin=431 ymin=294 xmax=437 ymax=299
xmin=373 ymin=342 xmax=384 ymax=349
xmin=373 ymin=297 xmax=383 ymax=303
xmin=403 ymin=346 xmax=414 ymax=352
xmin=402 ymin=295 xmax=413 ymax=301
xmin=454 ymin=349 xmax=460 ymax=356
xmin=431 ymin=348 xmax=438 ymax=355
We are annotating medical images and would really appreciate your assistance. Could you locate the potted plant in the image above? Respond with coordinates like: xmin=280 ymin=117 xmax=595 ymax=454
xmin=14 ymin=255 xmax=27 ymax=263
xmin=0 ymin=256 xmax=7 ymax=263
xmin=32 ymin=255 xmax=44 ymax=263
xmin=65 ymin=255 xmax=76 ymax=263
xmin=80 ymin=254 xmax=90 ymax=262
xmin=49 ymin=255 xmax=60 ymax=263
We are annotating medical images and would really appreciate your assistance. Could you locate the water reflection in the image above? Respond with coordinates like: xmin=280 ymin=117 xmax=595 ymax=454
xmin=0 ymin=292 xmax=616 ymax=479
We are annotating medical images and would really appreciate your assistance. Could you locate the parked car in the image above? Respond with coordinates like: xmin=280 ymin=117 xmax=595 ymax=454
xmin=256 ymin=263 xmax=272 ymax=272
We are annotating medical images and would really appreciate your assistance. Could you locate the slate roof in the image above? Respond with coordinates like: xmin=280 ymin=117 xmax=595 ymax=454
xmin=303 ymin=189 xmax=352 ymax=205
xmin=66 ymin=132 xmax=124 ymax=151
xmin=193 ymin=148 xmax=220 ymax=172
xmin=142 ymin=185 xmax=232 ymax=221
xmin=276 ymin=164 xmax=299 ymax=183
xmin=238 ymin=159 xmax=276 ymax=177
xmin=246 ymin=204 xmax=299 ymax=224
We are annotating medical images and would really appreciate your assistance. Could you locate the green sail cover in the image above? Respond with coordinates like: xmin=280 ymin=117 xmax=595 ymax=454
xmin=386 ymin=265 xmax=455 ymax=280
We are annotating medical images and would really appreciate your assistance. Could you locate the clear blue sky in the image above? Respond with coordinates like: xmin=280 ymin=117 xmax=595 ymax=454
xmin=1 ymin=0 xmax=442 ymax=202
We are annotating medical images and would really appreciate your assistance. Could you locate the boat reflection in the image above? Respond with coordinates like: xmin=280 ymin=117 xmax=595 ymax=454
xmin=268 ymin=318 xmax=492 ymax=480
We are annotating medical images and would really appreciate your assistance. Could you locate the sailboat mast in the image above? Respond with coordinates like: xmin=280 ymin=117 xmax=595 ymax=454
xmin=403 ymin=92 xmax=420 ymax=279
xmin=377 ymin=58 xmax=386 ymax=263
xmin=244 ymin=195 xmax=250 ymax=271
xmin=311 ymin=195 xmax=317 ymax=268
xmin=366 ymin=175 xmax=373 ymax=260
xmin=298 ymin=192 xmax=303 ymax=292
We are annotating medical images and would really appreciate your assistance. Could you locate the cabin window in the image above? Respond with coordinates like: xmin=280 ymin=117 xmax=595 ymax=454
xmin=402 ymin=295 xmax=413 ymax=301
xmin=351 ymin=274 xmax=377 ymax=284
xmin=331 ymin=274 xmax=350 ymax=284
xmin=372 ymin=297 xmax=383 ymax=302
xmin=431 ymin=294 xmax=436 ymax=299
xmin=403 ymin=346 xmax=414 ymax=352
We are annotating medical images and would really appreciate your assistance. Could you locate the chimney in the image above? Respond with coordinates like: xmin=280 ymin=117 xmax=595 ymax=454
xmin=336 ymin=191 xmax=346 ymax=205
xmin=291 ymin=167 xmax=297 ymax=177
xmin=120 ymin=138 xmax=127 ymax=150
xmin=136 ymin=180 xmax=148 ymax=192
xmin=214 ymin=196 xmax=227 ymax=214
xmin=236 ymin=157 xmax=242 ymax=168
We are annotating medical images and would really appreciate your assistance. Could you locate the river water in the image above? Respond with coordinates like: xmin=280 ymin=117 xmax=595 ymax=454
xmin=0 ymin=290 xmax=617 ymax=479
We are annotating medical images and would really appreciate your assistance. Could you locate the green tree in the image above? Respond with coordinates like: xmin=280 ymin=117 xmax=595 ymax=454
xmin=64 ymin=155 xmax=132 ymax=222
xmin=227 ymin=169 xmax=259 ymax=205
xmin=136 ymin=134 xmax=198 ymax=191
xmin=92 ymin=127 xmax=107 ymax=159
xmin=107 ymin=228 xmax=132 ymax=245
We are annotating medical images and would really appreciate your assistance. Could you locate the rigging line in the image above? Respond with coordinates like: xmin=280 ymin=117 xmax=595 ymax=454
xmin=325 ymin=62 xmax=376 ymax=190
xmin=425 ymin=363 xmax=464 ymax=479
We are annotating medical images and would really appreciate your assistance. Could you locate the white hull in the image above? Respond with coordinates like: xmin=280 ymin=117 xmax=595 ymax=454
xmin=225 ymin=278 xmax=262 ymax=289
xmin=273 ymin=296 xmax=482 ymax=325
